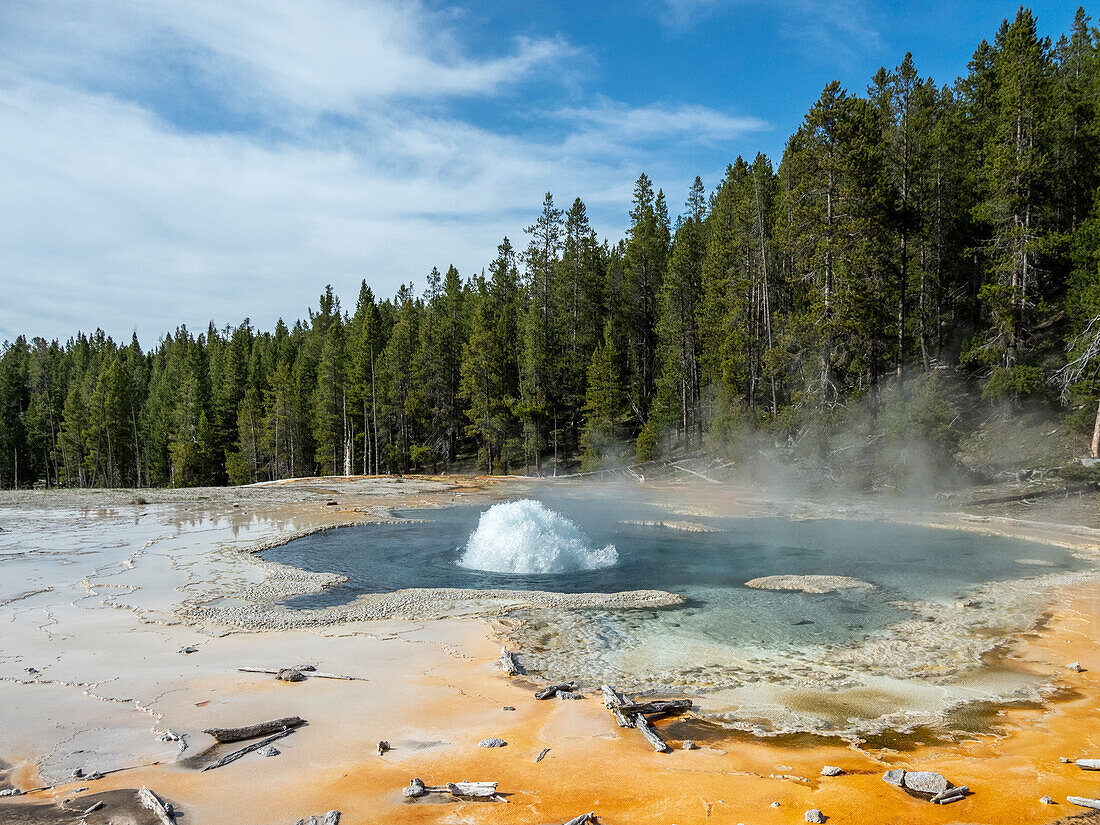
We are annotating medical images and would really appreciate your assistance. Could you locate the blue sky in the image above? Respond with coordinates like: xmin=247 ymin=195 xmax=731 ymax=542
xmin=0 ymin=0 xmax=1087 ymax=342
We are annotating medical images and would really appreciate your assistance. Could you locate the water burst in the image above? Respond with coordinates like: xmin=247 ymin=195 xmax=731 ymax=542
xmin=457 ymin=499 xmax=618 ymax=574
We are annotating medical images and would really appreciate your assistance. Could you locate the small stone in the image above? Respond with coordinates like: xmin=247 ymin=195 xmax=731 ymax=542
xmin=277 ymin=668 xmax=306 ymax=682
xmin=478 ymin=738 xmax=507 ymax=748
xmin=883 ymin=769 xmax=906 ymax=786
xmin=682 ymin=740 xmax=696 ymax=750
xmin=805 ymin=809 xmax=826 ymax=823
xmin=557 ymin=691 xmax=582 ymax=700
xmin=377 ymin=740 xmax=390 ymax=756
xmin=179 ymin=646 xmax=198 ymax=654
xmin=71 ymin=768 xmax=83 ymax=778
xmin=501 ymin=706 xmax=516 ymax=711
xmin=821 ymin=765 xmax=843 ymax=776
xmin=1066 ymin=662 xmax=1084 ymax=672
xmin=1060 ymin=757 xmax=1073 ymax=763
xmin=771 ymin=801 xmax=781 ymax=808
xmin=1040 ymin=796 xmax=1055 ymax=805
xmin=86 ymin=772 xmax=103 ymax=781
xmin=903 ymin=771 xmax=949 ymax=794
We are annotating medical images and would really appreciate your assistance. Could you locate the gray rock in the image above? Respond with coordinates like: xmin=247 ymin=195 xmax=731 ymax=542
xmin=1066 ymin=662 xmax=1084 ymax=672
xmin=1060 ymin=757 xmax=1073 ymax=763
xmin=277 ymin=668 xmax=306 ymax=682
xmin=820 ymin=765 xmax=843 ymax=776
xmin=682 ymin=740 xmax=696 ymax=750
xmin=1040 ymin=796 xmax=1055 ymax=804
xmin=256 ymin=745 xmax=280 ymax=757
xmin=71 ymin=768 xmax=83 ymax=778
xmin=903 ymin=771 xmax=950 ymax=794
xmin=771 ymin=802 xmax=780 ymax=808
xmin=501 ymin=706 xmax=516 ymax=711
xmin=179 ymin=646 xmax=198 ymax=654
xmin=478 ymin=738 xmax=507 ymax=748
xmin=324 ymin=812 xmax=340 ymax=825
xmin=805 ymin=809 xmax=826 ymax=823
xmin=882 ymin=769 xmax=906 ymax=787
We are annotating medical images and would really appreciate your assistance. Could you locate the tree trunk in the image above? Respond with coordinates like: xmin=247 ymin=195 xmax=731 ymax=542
xmin=1092 ymin=396 xmax=1100 ymax=460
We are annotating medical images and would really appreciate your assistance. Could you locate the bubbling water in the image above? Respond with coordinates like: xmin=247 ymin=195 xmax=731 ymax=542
xmin=457 ymin=499 xmax=618 ymax=574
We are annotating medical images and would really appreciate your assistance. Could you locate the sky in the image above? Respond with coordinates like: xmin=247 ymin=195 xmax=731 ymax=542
xmin=0 ymin=0 xmax=1087 ymax=343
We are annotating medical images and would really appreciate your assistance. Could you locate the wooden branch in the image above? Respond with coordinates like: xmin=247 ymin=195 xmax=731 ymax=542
xmin=139 ymin=786 xmax=175 ymax=825
xmin=535 ymin=681 xmax=577 ymax=700
xmin=633 ymin=713 xmax=669 ymax=753
xmin=617 ymin=699 xmax=692 ymax=716
xmin=403 ymin=778 xmax=499 ymax=799
xmin=202 ymin=730 xmax=294 ymax=771
xmin=930 ymin=786 xmax=969 ymax=804
xmin=562 ymin=813 xmax=597 ymax=825
xmin=238 ymin=667 xmax=365 ymax=681
xmin=499 ymin=647 xmax=519 ymax=676
xmin=1068 ymin=797 xmax=1100 ymax=811
xmin=601 ymin=685 xmax=633 ymax=727
xmin=203 ymin=716 xmax=305 ymax=743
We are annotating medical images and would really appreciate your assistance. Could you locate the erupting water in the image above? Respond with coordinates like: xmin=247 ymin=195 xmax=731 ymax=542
xmin=457 ymin=499 xmax=618 ymax=574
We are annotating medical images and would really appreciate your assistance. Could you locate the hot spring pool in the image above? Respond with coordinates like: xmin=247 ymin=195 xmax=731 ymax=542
xmin=264 ymin=491 xmax=1089 ymax=736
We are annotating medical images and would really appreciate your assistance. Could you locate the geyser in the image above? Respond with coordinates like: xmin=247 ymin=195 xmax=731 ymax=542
xmin=457 ymin=499 xmax=618 ymax=574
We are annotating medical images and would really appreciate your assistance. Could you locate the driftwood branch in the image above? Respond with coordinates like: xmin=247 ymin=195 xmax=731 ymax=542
xmin=202 ymin=730 xmax=294 ymax=771
xmin=535 ymin=681 xmax=577 ymax=700
xmin=499 ymin=647 xmax=519 ymax=676
xmin=633 ymin=713 xmax=669 ymax=753
xmin=238 ymin=667 xmax=365 ymax=681
xmin=562 ymin=814 xmax=597 ymax=825
xmin=601 ymin=685 xmax=633 ymax=727
xmin=139 ymin=786 xmax=175 ymax=825
xmin=617 ymin=699 xmax=692 ymax=716
xmin=403 ymin=778 xmax=499 ymax=799
xmin=203 ymin=716 xmax=305 ymax=743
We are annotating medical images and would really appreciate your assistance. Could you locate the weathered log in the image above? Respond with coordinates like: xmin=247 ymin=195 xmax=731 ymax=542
xmin=238 ymin=667 xmax=363 ymax=681
xmin=446 ymin=782 xmax=498 ymax=798
xmin=617 ymin=699 xmax=693 ymax=716
xmin=535 ymin=681 xmax=577 ymax=700
xmin=83 ymin=801 xmax=105 ymax=815
xmin=1068 ymin=797 xmax=1100 ymax=810
xmin=139 ymin=786 xmax=175 ymax=825
xmin=499 ymin=647 xmax=519 ymax=676
xmin=931 ymin=786 xmax=969 ymax=804
xmin=600 ymin=685 xmax=633 ymax=727
xmin=1077 ymin=759 xmax=1100 ymax=770
xmin=536 ymin=747 xmax=550 ymax=763
xmin=203 ymin=716 xmax=305 ymax=743
xmin=633 ymin=713 xmax=669 ymax=753
xmin=562 ymin=813 xmax=596 ymax=825
xmin=202 ymin=730 xmax=294 ymax=771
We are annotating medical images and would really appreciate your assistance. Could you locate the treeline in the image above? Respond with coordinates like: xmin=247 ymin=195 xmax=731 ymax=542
xmin=2 ymin=7 xmax=1100 ymax=489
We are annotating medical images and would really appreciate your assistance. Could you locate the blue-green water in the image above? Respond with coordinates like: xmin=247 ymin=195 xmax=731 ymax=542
xmin=266 ymin=492 xmax=1082 ymax=650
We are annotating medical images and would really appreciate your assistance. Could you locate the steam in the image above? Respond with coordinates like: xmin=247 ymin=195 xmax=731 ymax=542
xmin=458 ymin=499 xmax=618 ymax=574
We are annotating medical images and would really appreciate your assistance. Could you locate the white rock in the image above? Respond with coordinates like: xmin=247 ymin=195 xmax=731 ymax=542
xmin=883 ymin=769 xmax=906 ymax=786
xmin=805 ymin=809 xmax=826 ymax=823
xmin=903 ymin=771 xmax=949 ymax=794
xmin=1077 ymin=759 xmax=1100 ymax=770
xmin=478 ymin=737 xmax=507 ymax=748
xmin=1040 ymin=796 xmax=1054 ymax=804
xmin=821 ymin=765 xmax=843 ymax=776
xmin=1066 ymin=662 xmax=1084 ymax=672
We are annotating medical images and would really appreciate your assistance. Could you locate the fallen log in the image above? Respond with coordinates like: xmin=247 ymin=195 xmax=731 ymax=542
xmin=535 ymin=681 xmax=577 ymax=700
xmin=499 ymin=647 xmax=519 ymax=676
xmin=633 ymin=713 xmax=669 ymax=753
xmin=238 ymin=667 xmax=364 ymax=681
xmin=1068 ymin=797 xmax=1100 ymax=810
xmin=403 ymin=778 xmax=499 ymax=799
xmin=536 ymin=747 xmax=551 ymax=763
xmin=203 ymin=716 xmax=305 ymax=743
xmin=139 ymin=786 xmax=175 ymax=825
xmin=600 ymin=685 xmax=633 ymax=727
xmin=446 ymin=782 xmax=499 ymax=798
xmin=931 ymin=786 xmax=969 ymax=804
xmin=1077 ymin=759 xmax=1100 ymax=770
xmin=202 ymin=730 xmax=294 ymax=771
xmin=562 ymin=814 xmax=597 ymax=825
xmin=617 ymin=699 xmax=692 ymax=716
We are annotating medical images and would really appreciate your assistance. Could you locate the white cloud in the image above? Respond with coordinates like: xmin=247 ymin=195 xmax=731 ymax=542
xmin=0 ymin=0 xmax=766 ymax=342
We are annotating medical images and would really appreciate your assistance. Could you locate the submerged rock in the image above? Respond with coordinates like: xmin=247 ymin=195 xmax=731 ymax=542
xmin=744 ymin=575 xmax=875 ymax=594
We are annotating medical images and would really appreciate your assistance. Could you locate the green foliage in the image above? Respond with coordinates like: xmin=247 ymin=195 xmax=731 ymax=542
xmin=1 ymin=7 xmax=1098 ymax=488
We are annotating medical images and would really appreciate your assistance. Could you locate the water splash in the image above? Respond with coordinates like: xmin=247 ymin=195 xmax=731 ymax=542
xmin=457 ymin=499 xmax=618 ymax=574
